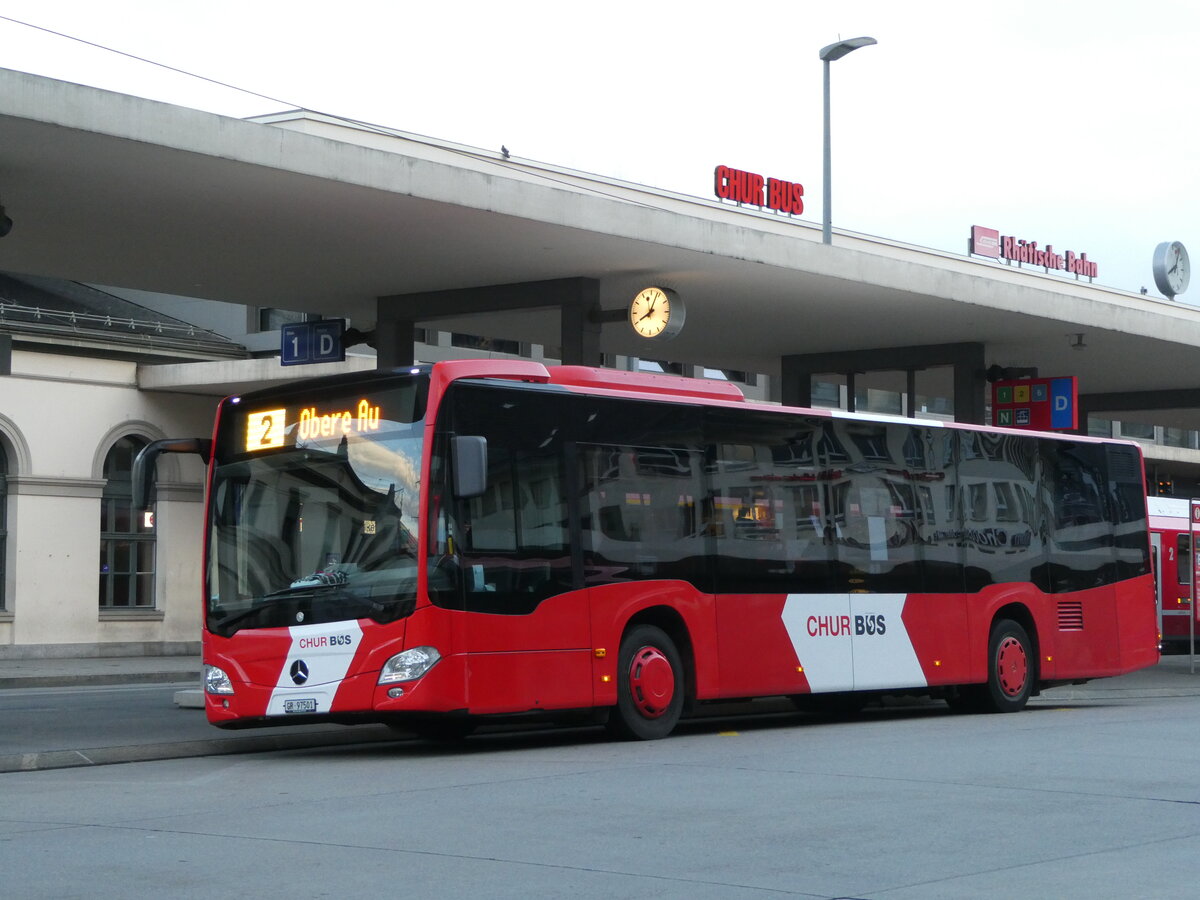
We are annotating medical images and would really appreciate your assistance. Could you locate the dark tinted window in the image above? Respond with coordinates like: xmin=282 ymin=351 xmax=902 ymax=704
xmin=443 ymin=383 xmax=575 ymax=614
xmin=907 ymin=427 xmax=961 ymax=592
xmin=825 ymin=420 xmax=935 ymax=592
xmin=437 ymin=383 xmax=1149 ymax=604
xmin=577 ymin=397 xmax=706 ymax=587
xmin=1040 ymin=442 xmax=1114 ymax=592
xmin=1107 ymin=445 xmax=1151 ymax=581
xmin=705 ymin=411 xmax=833 ymax=593
xmin=958 ymin=431 xmax=1043 ymax=590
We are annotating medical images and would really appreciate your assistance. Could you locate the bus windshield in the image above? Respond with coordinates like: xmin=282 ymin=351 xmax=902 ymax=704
xmin=206 ymin=378 xmax=427 ymax=636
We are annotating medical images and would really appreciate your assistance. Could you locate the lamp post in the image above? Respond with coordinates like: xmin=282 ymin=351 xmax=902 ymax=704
xmin=820 ymin=36 xmax=876 ymax=245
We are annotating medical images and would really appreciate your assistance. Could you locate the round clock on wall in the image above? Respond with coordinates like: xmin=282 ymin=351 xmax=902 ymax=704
xmin=1152 ymin=241 xmax=1190 ymax=299
xmin=629 ymin=286 xmax=685 ymax=341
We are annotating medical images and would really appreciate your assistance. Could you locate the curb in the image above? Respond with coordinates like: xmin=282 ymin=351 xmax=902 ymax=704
xmin=1034 ymin=686 xmax=1200 ymax=701
xmin=0 ymin=726 xmax=403 ymax=774
xmin=0 ymin=673 xmax=200 ymax=690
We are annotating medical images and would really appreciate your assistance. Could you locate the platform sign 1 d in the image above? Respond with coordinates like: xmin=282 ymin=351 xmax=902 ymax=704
xmin=280 ymin=319 xmax=346 ymax=366
xmin=991 ymin=376 xmax=1077 ymax=431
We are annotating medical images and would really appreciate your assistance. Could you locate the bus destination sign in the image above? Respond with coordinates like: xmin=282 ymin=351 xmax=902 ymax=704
xmin=244 ymin=399 xmax=382 ymax=453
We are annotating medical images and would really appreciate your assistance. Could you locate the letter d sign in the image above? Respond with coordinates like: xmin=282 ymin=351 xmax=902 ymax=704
xmin=1049 ymin=377 xmax=1077 ymax=430
xmin=311 ymin=320 xmax=347 ymax=364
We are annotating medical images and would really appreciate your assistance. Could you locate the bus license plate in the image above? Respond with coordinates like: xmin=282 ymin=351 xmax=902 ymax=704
xmin=283 ymin=698 xmax=318 ymax=714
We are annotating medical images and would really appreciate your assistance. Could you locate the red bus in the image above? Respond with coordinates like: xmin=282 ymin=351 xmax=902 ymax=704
xmin=137 ymin=360 xmax=1159 ymax=740
xmin=1147 ymin=497 xmax=1198 ymax=649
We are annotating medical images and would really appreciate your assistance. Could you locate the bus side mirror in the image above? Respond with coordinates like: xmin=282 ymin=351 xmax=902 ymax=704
xmin=452 ymin=436 xmax=487 ymax=499
xmin=133 ymin=438 xmax=213 ymax=510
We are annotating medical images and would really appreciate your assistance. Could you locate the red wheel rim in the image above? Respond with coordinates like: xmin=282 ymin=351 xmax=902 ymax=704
xmin=996 ymin=636 xmax=1028 ymax=697
xmin=628 ymin=646 xmax=675 ymax=718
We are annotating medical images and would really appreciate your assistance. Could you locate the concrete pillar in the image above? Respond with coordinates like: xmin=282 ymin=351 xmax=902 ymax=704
xmin=559 ymin=278 xmax=601 ymax=366
xmin=374 ymin=306 xmax=415 ymax=369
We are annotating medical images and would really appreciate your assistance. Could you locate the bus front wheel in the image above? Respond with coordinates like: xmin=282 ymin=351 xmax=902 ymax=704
xmin=983 ymin=619 xmax=1034 ymax=713
xmin=607 ymin=625 xmax=685 ymax=741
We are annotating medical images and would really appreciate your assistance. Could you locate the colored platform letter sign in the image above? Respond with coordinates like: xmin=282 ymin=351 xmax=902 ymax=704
xmin=1049 ymin=377 xmax=1076 ymax=430
xmin=281 ymin=320 xmax=346 ymax=366
xmin=991 ymin=376 xmax=1077 ymax=431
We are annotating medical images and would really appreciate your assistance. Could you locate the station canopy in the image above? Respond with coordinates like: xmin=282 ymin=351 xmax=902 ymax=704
xmin=3 ymin=67 xmax=1200 ymax=432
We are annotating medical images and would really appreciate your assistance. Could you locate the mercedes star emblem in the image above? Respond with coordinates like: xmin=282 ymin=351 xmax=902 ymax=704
xmin=290 ymin=660 xmax=309 ymax=685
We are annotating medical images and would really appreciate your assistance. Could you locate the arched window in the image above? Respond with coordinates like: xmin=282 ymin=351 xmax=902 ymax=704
xmin=0 ymin=441 xmax=7 ymax=612
xmin=99 ymin=436 xmax=156 ymax=608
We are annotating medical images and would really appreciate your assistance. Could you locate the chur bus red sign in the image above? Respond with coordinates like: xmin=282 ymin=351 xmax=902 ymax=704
xmin=992 ymin=376 xmax=1078 ymax=431
xmin=714 ymin=165 xmax=804 ymax=215
xmin=971 ymin=225 xmax=1098 ymax=278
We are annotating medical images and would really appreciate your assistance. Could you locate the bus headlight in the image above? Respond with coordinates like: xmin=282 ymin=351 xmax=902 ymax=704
xmin=379 ymin=646 xmax=441 ymax=684
xmin=204 ymin=664 xmax=235 ymax=695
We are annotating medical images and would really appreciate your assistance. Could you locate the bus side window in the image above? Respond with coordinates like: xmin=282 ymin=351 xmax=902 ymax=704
xmin=705 ymin=411 xmax=834 ymax=593
xmin=1177 ymin=534 xmax=1191 ymax=586
xmin=578 ymin=442 xmax=704 ymax=584
xmin=446 ymin=385 xmax=574 ymax=613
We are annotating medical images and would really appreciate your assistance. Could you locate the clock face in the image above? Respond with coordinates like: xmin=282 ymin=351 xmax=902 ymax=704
xmin=1153 ymin=241 xmax=1191 ymax=298
xmin=629 ymin=287 xmax=684 ymax=340
xmin=1167 ymin=243 xmax=1189 ymax=293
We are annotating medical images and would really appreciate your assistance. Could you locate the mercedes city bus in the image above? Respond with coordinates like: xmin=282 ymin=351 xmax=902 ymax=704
xmin=136 ymin=360 xmax=1160 ymax=740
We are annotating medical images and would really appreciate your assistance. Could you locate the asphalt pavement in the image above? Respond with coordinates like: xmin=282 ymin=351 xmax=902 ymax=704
xmin=1 ymin=650 xmax=1198 ymax=774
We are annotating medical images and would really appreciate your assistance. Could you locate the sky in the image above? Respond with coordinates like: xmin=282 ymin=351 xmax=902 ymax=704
xmin=1 ymin=0 xmax=1197 ymax=299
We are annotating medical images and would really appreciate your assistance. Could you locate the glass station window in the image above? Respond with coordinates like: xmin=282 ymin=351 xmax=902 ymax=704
xmin=0 ymin=441 xmax=7 ymax=611
xmin=99 ymin=436 xmax=156 ymax=608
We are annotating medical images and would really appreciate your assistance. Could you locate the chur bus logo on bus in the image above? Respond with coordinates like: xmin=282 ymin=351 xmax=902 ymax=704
xmin=807 ymin=614 xmax=887 ymax=637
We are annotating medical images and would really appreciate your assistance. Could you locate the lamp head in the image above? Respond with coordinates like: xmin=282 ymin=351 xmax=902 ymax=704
xmin=819 ymin=36 xmax=877 ymax=61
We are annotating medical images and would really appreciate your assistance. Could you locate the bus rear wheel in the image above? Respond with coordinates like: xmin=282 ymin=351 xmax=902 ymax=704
xmin=982 ymin=619 xmax=1034 ymax=713
xmin=607 ymin=625 xmax=685 ymax=741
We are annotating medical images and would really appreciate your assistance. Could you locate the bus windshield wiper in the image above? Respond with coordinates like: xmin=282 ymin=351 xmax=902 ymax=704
xmin=213 ymin=583 xmax=346 ymax=631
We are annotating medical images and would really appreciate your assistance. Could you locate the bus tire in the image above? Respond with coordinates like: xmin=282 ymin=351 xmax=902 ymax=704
xmin=607 ymin=625 xmax=685 ymax=741
xmin=982 ymin=619 xmax=1034 ymax=713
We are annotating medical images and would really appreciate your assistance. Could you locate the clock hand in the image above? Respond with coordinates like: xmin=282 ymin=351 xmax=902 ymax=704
xmin=637 ymin=300 xmax=659 ymax=323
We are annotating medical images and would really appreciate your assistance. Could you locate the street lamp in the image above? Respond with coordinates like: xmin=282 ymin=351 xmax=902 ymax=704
xmin=820 ymin=36 xmax=876 ymax=245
